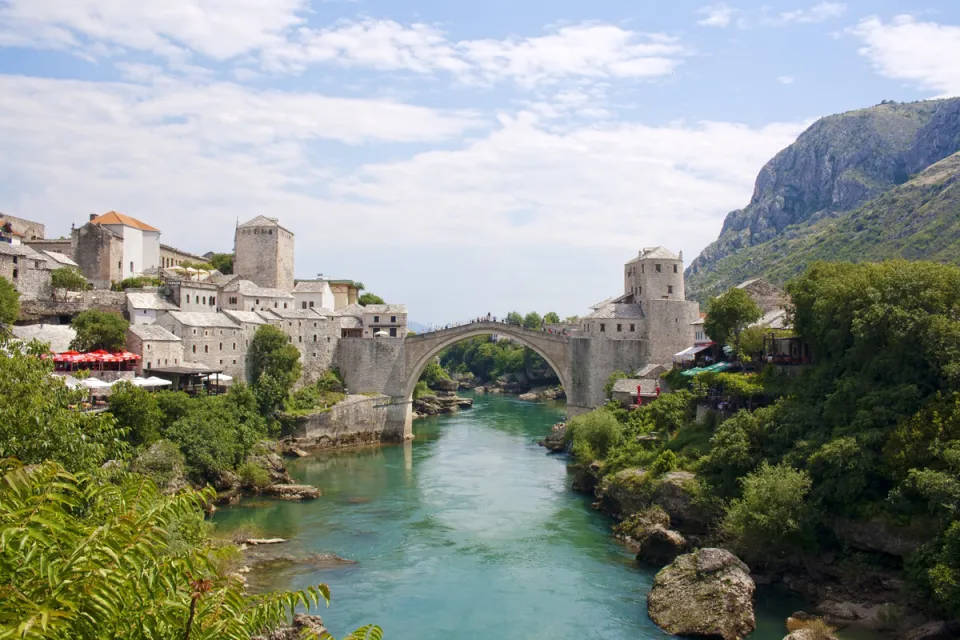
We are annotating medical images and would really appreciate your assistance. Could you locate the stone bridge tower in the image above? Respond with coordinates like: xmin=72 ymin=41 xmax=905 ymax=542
xmin=234 ymin=216 xmax=295 ymax=292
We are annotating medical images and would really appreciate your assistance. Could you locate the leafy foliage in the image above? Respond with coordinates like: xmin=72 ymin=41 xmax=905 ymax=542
xmin=603 ymin=371 xmax=630 ymax=400
xmin=0 ymin=341 xmax=127 ymax=471
xmin=70 ymin=309 xmax=129 ymax=352
xmin=286 ymin=369 xmax=346 ymax=415
xmin=522 ymin=312 xmax=542 ymax=329
xmin=108 ymin=381 xmax=163 ymax=447
xmin=208 ymin=253 xmax=234 ymax=275
xmin=703 ymin=287 xmax=762 ymax=352
xmin=0 ymin=276 xmax=18 ymax=328
xmin=249 ymin=325 xmax=302 ymax=415
xmin=419 ymin=361 xmax=451 ymax=389
xmin=111 ymin=276 xmax=162 ymax=291
xmin=565 ymin=409 xmax=623 ymax=461
xmin=50 ymin=267 xmax=87 ymax=298
xmin=543 ymin=312 xmax=560 ymax=324
xmin=358 ymin=292 xmax=385 ymax=306
xmin=0 ymin=458 xmax=378 ymax=639
xmin=437 ymin=334 xmax=558 ymax=384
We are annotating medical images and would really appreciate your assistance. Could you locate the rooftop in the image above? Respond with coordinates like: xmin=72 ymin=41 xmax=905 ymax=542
xmin=150 ymin=364 xmax=224 ymax=375
xmin=91 ymin=211 xmax=160 ymax=233
xmin=626 ymin=246 xmax=681 ymax=263
xmin=360 ymin=304 xmax=407 ymax=314
xmin=127 ymin=291 xmax=178 ymax=311
xmin=263 ymin=308 xmax=331 ymax=320
xmin=41 ymin=250 xmax=78 ymax=268
xmin=0 ymin=243 xmax=44 ymax=258
xmin=331 ymin=303 xmax=365 ymax=317
xmin=293 ymin=280 xmax=332 ymax=293
xmin=167 ymin=311 xmax=240 ymax=329
xmin=222 ymin=309 xmax=268 ymax=325
xmin=583 ymin=301 xmax=646 ymax=320
xmin=612 ymin=378 xmax=660 ymax=396
xmin=11 ymin=324 xmax=76 ymax=353
xmin=237 ymin=215 xmax=293 ymax=234
xmin=636 ymin=363 xmax=667 ymax=378
xmin=338 ymin=316 xmax=363 ymax=329
xmin=223 ymin=279 xmax=293 ymax=299
xmin=128 ymin=324 xmax=181 ymax=342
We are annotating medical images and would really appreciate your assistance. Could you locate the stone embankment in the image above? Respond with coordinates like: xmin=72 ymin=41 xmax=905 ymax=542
xmin=282 ymin=394 xmax=398 ymax=449
xmin=413 ymin=391 xmax=473 ymax=418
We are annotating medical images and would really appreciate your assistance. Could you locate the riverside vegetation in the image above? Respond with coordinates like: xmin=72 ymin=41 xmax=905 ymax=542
xmin=0 ymin=285 xmax=380 ymax=638
xmin=564 ymin=259 xmax=960 ymax=626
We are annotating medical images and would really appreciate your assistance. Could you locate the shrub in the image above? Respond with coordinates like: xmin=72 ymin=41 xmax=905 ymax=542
xmin=567 ymin=409 xmax=623 ymax=461
xmin=70 ymin=309 xmax=129 ymax=351
xmin=131 ymin=440 xmax=186 ymax=490
xmin=413 ymin=380 xmax=431 ymax=400
xmin=108 ymin=380 xmax=163 ymax=447
xmin=237 ymin=461 xmax=272 ymax=490
xmin=650 ymin=450 xmax=678 ymax=476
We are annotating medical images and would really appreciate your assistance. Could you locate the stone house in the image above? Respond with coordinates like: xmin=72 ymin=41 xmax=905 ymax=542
xmin=157 ymin=311 xmax=245 ymax=378
xmin=159 ymin=244 xmax=207 ymax=269
xmin=234 ymin=216 xmax=294 ymax=292
xmin=1 ymin=213 xmax=45 ymax=240
xmin=293 ymin=279 xmax=334 ymax=312
xmin=329 ymin=280 xmax=360 ymax=309
xmin=0 ymin=242 xmax=52 ymax=300
xmin=736 ymin=278 xmax=789 ymax=314
xmin=83 ymin=212 xmax=161 ymax=282
xmin=126 ymin=290 xmax=178 ymax=325
xmin=171 ymin=280 xmax=220 ymax=313
xmin=222 ymin=309 xmax=272 ymax=378
xmin=39 ymin=250 xmax=79 ymax=271
xmin=692 ymin=316 xmax=710 ymax=345
xmin=361 ymin=304 xmax=407 ymax=338
xmin=261 ymin=308 xmax=339 ymax=381
xmin=126 ymin=324 xmax=184 ymax=375
xmin=71 ymin=221 xmax=124 ymax=289
xmin=611 ymin=378 xmax=660 ymax=408
xmin=221 ymin=279 xmax=294 ymax=313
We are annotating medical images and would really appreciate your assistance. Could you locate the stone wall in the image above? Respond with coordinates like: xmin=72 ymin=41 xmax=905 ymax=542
xmin=1 ymin=213 xmax=45 ymax=240
xmin=158 ymin=316 xmax=246 ymax=379
xmin=286 ymin=394 xmax=404 ymax=448
xmin=73 ymin=223 xmax=123 ymax=289
xmin=568 ymin=336 xmax=650 ymax=411
xmin=18 ymin=290 xmax=127 ymax=323
xmin=234 ymin=224 xmax=295 ymax=292
xmin=25 ymin=239 xmax=73 ymax=256
xmin=644 ymin=299 xmax=700 ymax=363
xmin=335 ymin=337 xmax=407 ymax=397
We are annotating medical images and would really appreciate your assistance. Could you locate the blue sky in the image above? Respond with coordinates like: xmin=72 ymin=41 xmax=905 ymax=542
xmin=0 ymin=1 xmax=958 ymax=323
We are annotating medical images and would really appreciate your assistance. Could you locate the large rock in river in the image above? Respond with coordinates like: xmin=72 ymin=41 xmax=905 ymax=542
xmin=647 ymin=548 xmax=756 ymax=640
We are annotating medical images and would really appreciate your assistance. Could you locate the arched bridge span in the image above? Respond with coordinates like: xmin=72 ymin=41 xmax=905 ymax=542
xmin=404 ymin=321 xmax=572 ymax=408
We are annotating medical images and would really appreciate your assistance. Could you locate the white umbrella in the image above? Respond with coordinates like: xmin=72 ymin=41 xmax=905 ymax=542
xmin=82 ymin=378 xmax=113 ymax=389
xmin=62 ymin=376 xmax=83 ymax=389
xmin=374 ymin=330 xmax=389 ymax=337
xmin=144 ymin=376 xmax=173 ymax=387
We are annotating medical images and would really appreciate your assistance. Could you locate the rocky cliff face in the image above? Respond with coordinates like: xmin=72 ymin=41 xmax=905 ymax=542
xmin=687 ymin=97 xmax=960 ymax=300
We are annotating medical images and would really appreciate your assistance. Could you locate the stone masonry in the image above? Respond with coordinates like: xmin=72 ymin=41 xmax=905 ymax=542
xmin=233 ymin=216 xmax=295 ymax=292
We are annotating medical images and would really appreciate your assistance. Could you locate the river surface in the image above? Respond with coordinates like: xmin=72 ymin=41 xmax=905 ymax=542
xmin=214 ymin=393 xmax=819 ymax=639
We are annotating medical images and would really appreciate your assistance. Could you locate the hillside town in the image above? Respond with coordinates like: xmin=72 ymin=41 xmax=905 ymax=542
xmin=1 ymin=211 xmax=407 ymax=387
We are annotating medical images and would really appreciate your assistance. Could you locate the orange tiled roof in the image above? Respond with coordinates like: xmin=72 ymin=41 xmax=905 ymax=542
xmin=90 ymin=211 xmax=160 ymax=232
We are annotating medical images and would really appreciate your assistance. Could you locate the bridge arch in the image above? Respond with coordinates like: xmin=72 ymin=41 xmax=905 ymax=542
xmin=403 ymin=322 xmax=572 ymax=409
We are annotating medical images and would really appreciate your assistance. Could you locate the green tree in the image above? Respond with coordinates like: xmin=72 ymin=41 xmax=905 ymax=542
xmin=564 ymin=315 xmax=580 ymax=323
xmin=566 ymin=409 xmax=623 ymax=461
xmin=70 ymin=309 xmax=129 ymax=351
xmin=704 ymin=287 xmax=762 ymax=353
xmin=249 ymin=325 xmax=302 ymax=415
xmin=0 ymin=275 xmax=18 ymax=329
xmin=420 ymin=360 xmax=452 ymax=388
xmin=523 ymin=312 xmax=543 ymax=330
xmin=0 ymin=458 xmax=379 ymax=640
xmin=721 ymin=462 xmax=814 ymax=559
xmin=50 ymin=267 xmax=87 ymax=300
xmin=505 ymin=311 xmax=523 ymax=326
xmin=108 ymin=381 xmax=163 ymax=447
xmin=358 ymin=292 xmax=385 ymax=306
xmin=543 ymin=311 xmax=560 ymax=324
xmin=208 ymin=252 xmax=234 ymax=275
xmin=0 ymin=341 xmax=127 ymax=471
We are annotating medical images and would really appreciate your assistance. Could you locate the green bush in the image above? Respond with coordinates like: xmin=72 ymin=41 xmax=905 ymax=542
xmin=131 ymin=439 xmax=186 ymax=488
xmin=413 ymin=380 xmax=431 ymax=399
xmin=108 ymin=380 xmax=163 ymax=447
xmin=70 ymin=309 xmax=129 ymax=352
xmin=650 ymin=450 xmax=678 ymax=476
xmin=566 ymin=409 xmax=623 ymax=461
xmin=237 ymin=461 xmax=272 ymax=490
xmin=603 ymin=371 xmax=630 ymax=400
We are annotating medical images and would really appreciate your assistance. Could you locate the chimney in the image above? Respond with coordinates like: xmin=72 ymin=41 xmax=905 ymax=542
xmin=89 ymin=214 xmax=97 ymax=221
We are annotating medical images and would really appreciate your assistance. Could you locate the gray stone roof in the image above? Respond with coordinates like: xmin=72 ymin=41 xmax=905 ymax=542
xmin=612 ymin=378 xmax=659 ymax=396
xmin=207 ymin=272 xmax=239 ymax=287
xmin=11 ymin=324 xmax=76 ymax=353
xmin=0 ymin=242 xmax=42 ymax=258
xmin=583 ymin=302 xmax=645 ymax=320
xmin=129 ymin=324 xmax=181 ymax=342
xmin=167 ymin=311 xmax=240 ymax=329
xmin=625 ymin=246 xmax=681 ymax=264
xmin=223 ymin=279 xmax=293 ymax=299
xmin=127 ymin=292 xmax=178 ymax=311
xmin=41 ymin=250 xmax=78 ymax=268
xmin=338 ymin=316 xmax=362 ymax=329
xmin=293 ymin=280 xmax=330 ymax=293
xmin=691 ymin=317 xmax=705 ymax=325
xmin=331 ymin=303 xmax=365 ymax=317
xmin=636 ymin=363 xmax=667 ymax=378
xmin=237 ymin=215 xmax=292 ymax=234
xmin=589 ymin=296 xmax=615 ymax=310
xmin=263 ymin=308 xmax=330 ymax=320
xmin=360 ymin=304 xmax=407 ymax=314
xmin=222 ymin=310 xmax=268 ymax=325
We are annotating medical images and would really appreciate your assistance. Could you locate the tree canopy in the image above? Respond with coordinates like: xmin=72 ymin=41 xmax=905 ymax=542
xmin=703 ymin=287 xmax=762 ymax=352
xmin=0 ymin=276 xmax=18 ymax=328
xmin=70 ymin=309 xmax=129 ymax=352
xmin=358 ymin=292 xmax=385 ymax=306
xmin=50 ymin=267 xmax=87 ymax=299
xmin=543 ymin=312 xmax=560 ymax=324
xmin=522 ymin=312 xmax=543 ymax=330
xmin=248 ymin=324 xmax=302 ymax=415
xmin=208 ymin=252 xmax=234 ymax=275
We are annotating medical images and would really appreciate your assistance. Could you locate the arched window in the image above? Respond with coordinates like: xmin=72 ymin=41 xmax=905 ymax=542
xmin=204 ymin=345 xmax=209 ymax=353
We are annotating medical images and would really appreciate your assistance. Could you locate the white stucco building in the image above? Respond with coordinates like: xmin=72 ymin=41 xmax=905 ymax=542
xmin=126 ymin=290 xmax=178 ymax=325
xmin=293 ymin=279 xmax=334 ymax=312
xmin=89 ymin=211 xmax=161 ymax=280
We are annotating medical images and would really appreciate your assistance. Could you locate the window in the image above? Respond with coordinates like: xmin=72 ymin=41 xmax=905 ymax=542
xmin=600 ymin=323 xmax=606 ymax=332
xmin=374 ymin=315 xmax=380 ymax=323
xmin=309 ymin=301 xmax=314 ymax=308
xmin=233 ymin=343 xmax=236 ymax=349
xmin=390 ymin=327 xmax=397 ymax=337
xmin=668 ymin=285 xmax=673 ymax=294
xmin=638 ymin=286 xmax=642 ymax=295
xmin=192 ymin=345 xmax=196 ymax=353
xmin=210 ymin=297 xmax=216 ymax=306
xmin=146 ymin=362 xmax=151 ymax=369
xmin=617 ymin=324 xmax=622 ymax=332
xmin=204 ymin=345 xmax=208 ymax=353
xmin=630 ymin=324 xmax=635 ymax=332
xmin=313 ymin=335 xmax=317 ymax=342
xmin=202 ymin=296 xmax=207 ymax=304
xmin=229 ymin=296 xmax=237 ymax=304
xmin=256 ymin=299 xmax=260 ymax=305
xmin=11 ymin=257 xmax=16 ymax=265
xmin=118 ymin=261 xmax=121 ymax=269
xmin=233 ymin=360 xmax=237 ymax=364
xmin=391 ymin=315 xmax=397 ymax=323
xmin=219 ymin=343 xmax=222 ymax=350
xmin=192 ymin=329 xmax=197 ymax=335
xmin=673 ymin=264 xmax=678 ymax=273
xmin=274 ymin=302 xmax=278 ymax=308
xmin=299 ymin=336 xmax=302 ymax=343
xmin=11 ymin=269 xmax=17 ymax=279
xmin=130 ymin=261 xmax=134 ymax=272
xmin=641 ymin=264 xmax=644 ymax=274
xmin=146 ymin=344 xmax=151 ymax=350
xmin=204 ymin=330 xmax=208 ymax=336
xmin=195 ymin=295 xmax=199 ymax=303
xmin=655 ymin=264 xmax=662 ymax=272
xmin=302 ymin=302 xmax=307 ymax=309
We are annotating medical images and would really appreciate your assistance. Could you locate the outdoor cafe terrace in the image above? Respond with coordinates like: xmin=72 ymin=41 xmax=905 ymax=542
xmin=43 ymin=350 xmax=141 ymax=373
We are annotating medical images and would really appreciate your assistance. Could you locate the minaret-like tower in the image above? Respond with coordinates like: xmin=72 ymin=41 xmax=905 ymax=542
xmin=233 ymin=215 xmax=295 ymax=292
xmin=623 ymin=247 xmax=685 ymax=301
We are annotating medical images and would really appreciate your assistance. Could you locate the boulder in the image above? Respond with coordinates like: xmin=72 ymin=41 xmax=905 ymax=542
xmin=636 ymin=526 xmax=688 ymax=567
xmin=263 ymin=484 xmax=321 ymax=500
xmin=784 ymin=630 xmax=838 ymax=640
xmin=571 ymin=461 xmax=602 ymax=494
xmin=830 ymin=517 xmax=925 ymax=558
xmin=249 ymin=450 xmax=293 ymax=484
xmin=651 ymin=471 xmax=708 ymax=533
xmin=597 ymin=468 xmax=651 ymax=517
xmin=647 ymin=548 xmax=756 ymax=640
xmin=255 ymin=614 xmax=328 ymax=640
xmin=538 ymin=423 xmax=567 ymax=452
xmin=903 ymin=621 xmax=960 ymax=640
xmin=432 ymin=378 xmax=459 ymax=392
xmin=518 ymin=392 xmax=538 ymax=401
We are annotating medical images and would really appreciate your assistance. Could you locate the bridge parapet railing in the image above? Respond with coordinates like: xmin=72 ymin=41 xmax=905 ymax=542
xmin=411 ymin=318 xmax=572 ymax=339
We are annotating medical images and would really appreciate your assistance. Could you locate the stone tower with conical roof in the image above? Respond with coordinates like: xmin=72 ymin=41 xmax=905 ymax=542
xmin=233 ymin=216 xmax=295 ymax=292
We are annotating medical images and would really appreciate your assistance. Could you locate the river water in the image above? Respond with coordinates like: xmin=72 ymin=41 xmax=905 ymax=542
xmin=214 ymin=393 xmax=811 ymax=639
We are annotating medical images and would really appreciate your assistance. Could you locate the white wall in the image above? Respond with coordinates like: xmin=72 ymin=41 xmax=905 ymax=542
xmin=142 ymin=230 xmax=160 ymax=272
xmin=293 ymin=289 xmax=332 ymax=312
xmin=179 ymin=285 xmax=218 ymax=312
xmin=128 ymin=303 xmax=160 ymax=325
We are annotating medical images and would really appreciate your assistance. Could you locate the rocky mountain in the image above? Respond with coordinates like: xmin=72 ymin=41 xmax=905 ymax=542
xmin=686 ymin=97 xmax=960 ymax=301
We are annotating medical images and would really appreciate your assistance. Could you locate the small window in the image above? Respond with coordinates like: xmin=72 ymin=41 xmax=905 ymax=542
xmin=309 ymin=301 xmax=314 ymax=308
xmin=391 ymin=316 xmax=397 ymax=323
xmin=256 ymin=298 xmax=260 ymax=305
xmin=146 ymin=344 xmax=151 ymax=350
xmin=195 ymin=295 xmax=199 ymax=303
xmin=204 ymin=345 xmax=208 ymax=353
xmin=390 ymin=327 xmax=397 ymax=337
xmin=192 ymin=345 xmax=196 ymax=353
xmin=204 ymin=330 xmax=208 ymax=336
xmin=11 ymin=257 xmax=16 ymax=265
xmin=299 ymin=336 xmax=302 ymax=343
xmin=668 ymin=285 xmax=673 ymax=294
xmin=11 ymin=269 xmax=17 ymax=279
xmin=118 ymin=261 xmax=121 ymax=269
xmin=130 ymin=261 xmax=134 ymax=272
xmin=600 ymin=323 xmax=606 ymax=332
xmin=284 ymin=303 xmax=288 ymax=309
xmin=210 ymin=297 xmax=216 ymax=306
xmin=192 ymin=329 xmax=197 ymax=335
xmin=673 ymin=264 xmax=678 ymax=273
xmin=641 ymin=264 xmax=644 ymax=274
xmin=374 ymin=315 xmax=380 ymax=323
xmin=274 ymin=302 xmax=278 ymax=308
xmin=313 ymin=335 xmax=317 ymax=342
xmin=202 ymin=296 xmax=207 ymax=304
xmin=302 ymin=301 xmax=307 ymax=309
xmin=233 ymin=359 xmax=237 ymax=364
xmin=219 ymin=343 xmax=222 ymax=350
xmin=233 ymin=343 xmax=236 ymax=349
xmin=616 ymin=324 xmax=622 ymax=332
xmin=630 ymin=324 xmax=635 ymax=332
xmin=639 ymin=286 xmax=642 ymax=295
xmin=147 ymin=362 xmax=151 ymax=369
xmin=655 ymin=264 xmax=662 ymax=273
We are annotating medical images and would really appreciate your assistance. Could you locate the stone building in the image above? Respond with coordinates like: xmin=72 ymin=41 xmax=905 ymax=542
xmin=262 ymin=308 xmax=339 ymax=382
xmin=222 ymin=309 xmax=271 ymax=376
xmin=39 ymin=250 xmax=78 ymax=271
xmin=293 ymin=279 xmax=334 ymax=311
xmin=157 ymin=311 xmax=245 ymax=378
xmin=126 ymin=324 xmax=184 ymax=374
xmin=1 ymin=213 xmax=45 ymax=240
xmin=86 ymin=212 xmax=161 ymax=281
xmin=579 ymin=246 xmax=700 ymax=363
xmin=172 ymin=280 xmax=220 ymax=313
xmin=0 ymin=242 xmax=52 ymax=300
xmin=25 ymin=238 xmax=73 ymax=257
xmin=159 ymin=244 xmax=207 ymax=269
xmin=126 ymin=290 xmax=178 ymax=325
xmin=329 ymin=280 xmax=360 ymax=309
xmin=221 ymin=279 xmax=294 ymax=313
xmin=360 ymin=304 xmax=408 ymax=338
xmin=233 ymin=216 xmax=294 ymax=292
xmin=71 ymin=220 xmax=124 ymax=288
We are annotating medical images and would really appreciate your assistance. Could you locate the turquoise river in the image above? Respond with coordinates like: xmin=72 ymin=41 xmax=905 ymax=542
xmin=214 ymin=393 xmax=834 ymax=639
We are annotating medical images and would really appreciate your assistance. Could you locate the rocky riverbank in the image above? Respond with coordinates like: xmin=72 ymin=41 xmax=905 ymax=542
xmin=561 ymin=459 xmax=955 ymax=639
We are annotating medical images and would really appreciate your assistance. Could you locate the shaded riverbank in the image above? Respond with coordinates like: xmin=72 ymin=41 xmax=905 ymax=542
xmin=213 ymin=393 xmax=848 ymax=639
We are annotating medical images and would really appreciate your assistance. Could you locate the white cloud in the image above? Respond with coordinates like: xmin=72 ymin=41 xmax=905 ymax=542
xmin=697 ymin=3 xmax=737 ymax=28
xmin=771 ymin=2 xmax=846 ymax=26
xmin=851 ymin=16 xmax=960 ymax=97
xmin=777 ymin=75 xmax=795 ymax=85
xmin=0 ymin=0 xmax=307 ymax=60
xmin=264 ymin=20 xmax=687 ymax=86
